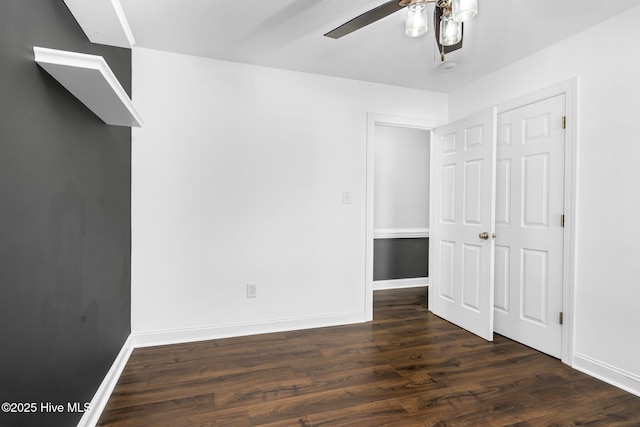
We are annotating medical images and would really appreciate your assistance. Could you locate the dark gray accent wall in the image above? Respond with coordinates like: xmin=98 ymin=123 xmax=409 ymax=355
xmin=373 ymin=238 xmax=429 ymax=281
xmin=0 ymin=1 xmax=131 ymax=426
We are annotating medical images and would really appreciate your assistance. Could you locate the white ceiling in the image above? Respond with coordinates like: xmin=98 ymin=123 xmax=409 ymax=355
xmin=119 ymin=0 xmax=638 ymax=93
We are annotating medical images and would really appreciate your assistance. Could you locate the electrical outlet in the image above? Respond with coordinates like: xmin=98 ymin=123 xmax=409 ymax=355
xmin=247 ymin=283 xmax=257 ymax=298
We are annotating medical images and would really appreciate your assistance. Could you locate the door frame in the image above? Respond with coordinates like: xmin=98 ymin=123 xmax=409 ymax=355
xmin=495 ymin=78 xmax=579 ymax=365
xmin=365 ymin=113 xmax=445 ymax=321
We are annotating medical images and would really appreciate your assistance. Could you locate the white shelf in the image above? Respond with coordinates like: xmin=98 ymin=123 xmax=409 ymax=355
xmin=63 ymin=0 xmax=135 ymax=48
xmin=34 ymin=47 xmax=143 ymax=127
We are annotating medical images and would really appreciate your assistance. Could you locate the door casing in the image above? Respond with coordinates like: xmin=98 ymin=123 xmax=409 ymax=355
xmin=365 ymin=114 xmax=445 ymax=321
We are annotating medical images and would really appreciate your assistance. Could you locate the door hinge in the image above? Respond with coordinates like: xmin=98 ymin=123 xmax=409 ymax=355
xmin=559 ymin=312 xmax=564 ymax=325
xmin=562 ymin=116 xmax=567 ymax=129
xmin=561 ymin=214 xmax=565 ymax=228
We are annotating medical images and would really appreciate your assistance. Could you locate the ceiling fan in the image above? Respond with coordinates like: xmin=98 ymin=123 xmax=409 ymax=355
xmin=324 ymin=0 xmax=478 ymax=61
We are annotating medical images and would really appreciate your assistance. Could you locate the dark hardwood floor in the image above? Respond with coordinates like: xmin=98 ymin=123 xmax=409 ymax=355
xmin=98 ymin=287 xmax=640 ymax=426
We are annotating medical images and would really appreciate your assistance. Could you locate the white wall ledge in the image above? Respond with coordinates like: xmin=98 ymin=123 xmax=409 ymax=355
xmin=373 ymin=228 xmax=430 ymax=239
xmin=63 ymin=0 xmax=135 ymax=48
xmin=34 ymin=47 xmax=142 ymax=127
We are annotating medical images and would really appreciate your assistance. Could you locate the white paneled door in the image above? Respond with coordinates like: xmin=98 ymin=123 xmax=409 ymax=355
xmin=494 ymin=95 xmax=565 ymax=358
xmin=430 ymin=108 xmax=497 ymax=341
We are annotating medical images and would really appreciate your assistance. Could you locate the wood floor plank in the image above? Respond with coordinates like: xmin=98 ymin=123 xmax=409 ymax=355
xmin=98 ymin=287 xmax=640 ymax=426
xmin=106 ymin=365 xmax=299 ymax=410
xmin=97 ymin=391 xmax=224 ymax=426
xmin=245 ymin=373 xmax=442 ymax=425
xmin=258 ymin=399 xmax=419 ymax=427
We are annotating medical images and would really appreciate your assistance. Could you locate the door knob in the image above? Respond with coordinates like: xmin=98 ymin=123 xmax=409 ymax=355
xmin=479 ymin=232 xmax=489 ymax=240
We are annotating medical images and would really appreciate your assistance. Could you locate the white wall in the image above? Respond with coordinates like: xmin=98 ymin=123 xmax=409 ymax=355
xmin=374 ymin=125 xmax=430 ymax=234
xmin=449 ymin=6 xmax=640 ymax=394
xmin=131 ymin=47 xmax=447 ymax=345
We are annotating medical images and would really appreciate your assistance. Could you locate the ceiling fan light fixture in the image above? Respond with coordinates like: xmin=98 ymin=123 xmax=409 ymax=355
xmin=405 ymin=1 xmax=428 ymax=38
xmin=439 ymin=14 xmax=462 ymax=46
xmin=451 ymin=0 xmax=478 ymax=22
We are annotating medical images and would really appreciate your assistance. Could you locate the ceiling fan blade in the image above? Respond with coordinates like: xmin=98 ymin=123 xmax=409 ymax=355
xmin=324 ymin=0 xmax=405 ymax=39
xmin=434 ymin=6 xmax=463 ymax=57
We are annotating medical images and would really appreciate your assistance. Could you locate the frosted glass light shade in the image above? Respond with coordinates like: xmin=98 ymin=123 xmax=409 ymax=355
xmin=405 ymin=2 xmax=427 ymax=38
xmin=440 ymin=15 xmax=462 ymax=46
xmin=451 ymin=0 xmax=478 ymax=22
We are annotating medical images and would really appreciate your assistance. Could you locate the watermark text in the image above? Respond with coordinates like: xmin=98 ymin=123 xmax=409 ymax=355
xmin=2 ymin=401 xmax=90 ymax=414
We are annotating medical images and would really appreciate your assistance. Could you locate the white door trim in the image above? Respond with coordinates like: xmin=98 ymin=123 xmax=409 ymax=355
xmin=495 ymin=78 xmax=579 ymax=366
xmin=365 ymin=114 xmax=445 ymax=320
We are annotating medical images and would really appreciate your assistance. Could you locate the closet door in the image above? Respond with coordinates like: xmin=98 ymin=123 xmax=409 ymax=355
xmin=429 ymin=107 xmax=497 ymax=341
xmin=494 ymin=94 xmax=566 ymax=357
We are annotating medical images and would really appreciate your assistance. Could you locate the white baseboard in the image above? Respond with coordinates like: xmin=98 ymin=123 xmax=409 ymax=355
xmin=573 ymin=352 xmax=640 ymax=398
xmin=132 ymin=311 xmax=366 ymax=348
xmin=77 ymin=335 xmax=133 ymax=427
xmin=373 ymin=277 xmax=428 ymax=291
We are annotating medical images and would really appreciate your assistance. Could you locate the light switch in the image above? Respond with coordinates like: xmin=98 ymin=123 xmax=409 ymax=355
xmin=342 ymin=190 xmax=352 ymax=204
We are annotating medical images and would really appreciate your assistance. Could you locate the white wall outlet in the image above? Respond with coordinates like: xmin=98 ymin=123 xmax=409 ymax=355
xmin=246 ymin=283 xmax=257 ymax=298
xmin=342 ymin=190 xmax=352 ymax=204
